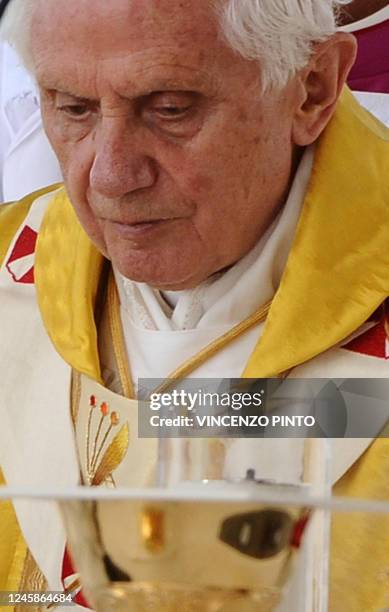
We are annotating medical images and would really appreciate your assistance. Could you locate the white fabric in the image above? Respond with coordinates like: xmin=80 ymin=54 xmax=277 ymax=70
xmin=0 ymin=43 xmax=61 ymax=202
xmin=354 ymin=91 xmax=389 ymax=127
xmin=6 ymin=252 xmax=35 ymax=281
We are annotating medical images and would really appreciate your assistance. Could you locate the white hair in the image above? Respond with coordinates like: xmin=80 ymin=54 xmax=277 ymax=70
xmin=1 ymin=0 xmax=351 ymax=90
xmin=220 ymin=0 xmax=352 ymax=89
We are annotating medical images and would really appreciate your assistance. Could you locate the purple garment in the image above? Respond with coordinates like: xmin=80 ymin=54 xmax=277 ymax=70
xmin=348 ymin=19 xmax=389 ymax=93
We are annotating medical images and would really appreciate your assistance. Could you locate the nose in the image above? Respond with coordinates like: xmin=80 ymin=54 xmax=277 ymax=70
xmin=89 ymin=121 xmax=157 ymax=198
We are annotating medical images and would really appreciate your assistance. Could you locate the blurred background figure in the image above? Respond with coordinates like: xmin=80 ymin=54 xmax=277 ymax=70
xmin=342 ymin=0 xmax=389 ymax=125
xmin=0 ymin=42 xmax=61 ymax=202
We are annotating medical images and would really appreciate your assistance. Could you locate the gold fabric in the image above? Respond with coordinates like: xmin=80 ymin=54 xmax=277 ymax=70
xmin=35 ymin=188 xmax=105 ymax=382
xmin=0 ymin=470 xmax=46 ymax=611
xmin=243 ymin=88 xmax=389 ymax=377
xmin=330 ymin=441 xmax=389 ymax=611
xmin=106 ymin=273 xmax=135 ymax=399
xmin=0 ymin=470 xmax=27 ymax=598
xmin=15 ymin=551 xmax=47 ymax=612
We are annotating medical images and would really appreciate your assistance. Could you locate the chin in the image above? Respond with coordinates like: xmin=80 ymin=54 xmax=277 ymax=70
xmin=109 ymin=241 xmax=214 ymax=290
xmin=114 ymin=261 xmax=200 ymax=290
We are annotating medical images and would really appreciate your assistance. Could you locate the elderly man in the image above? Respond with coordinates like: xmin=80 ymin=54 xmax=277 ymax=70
xmin=0 ymin=0 xmax=388 ymax=610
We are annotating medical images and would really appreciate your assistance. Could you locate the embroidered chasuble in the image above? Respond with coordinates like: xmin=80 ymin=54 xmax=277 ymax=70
xmin=0 ymin=89 xmax=389 ymax=611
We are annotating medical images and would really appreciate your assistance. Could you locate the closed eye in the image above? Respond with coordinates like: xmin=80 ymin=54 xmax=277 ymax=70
xmin=54 ymin=91 xmax=98 ymax=120
xmin=58 ymin=103 xmax=91 ymax=118
xmin=152 ymin=104 xmax=192 ymax=119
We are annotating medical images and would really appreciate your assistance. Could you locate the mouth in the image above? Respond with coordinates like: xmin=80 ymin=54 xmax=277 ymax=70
xmin=107 ymin=217 xmax=177 ymax=238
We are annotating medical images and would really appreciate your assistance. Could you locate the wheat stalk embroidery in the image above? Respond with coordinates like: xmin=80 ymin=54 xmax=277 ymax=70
xmin=86 ymin=394 xmax=129 ymax=485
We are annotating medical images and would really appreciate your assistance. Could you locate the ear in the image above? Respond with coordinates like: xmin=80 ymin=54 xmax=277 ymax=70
xmin=292 ymin=33 xmax=357 ymax=146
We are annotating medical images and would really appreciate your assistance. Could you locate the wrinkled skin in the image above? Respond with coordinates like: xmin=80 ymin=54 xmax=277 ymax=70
xmin=31 ymin=0 xmax=355 ymax=289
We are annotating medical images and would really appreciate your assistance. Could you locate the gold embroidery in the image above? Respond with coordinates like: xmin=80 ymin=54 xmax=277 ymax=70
xmin=16 ymin=550 xmax=47 ymax=612
xmin=107 ymin=271 xmax=135 ymax=399
xmin=70 ymin=369 xmax=82 ymax=425
xmin=84 ymin=395 xmax=130 ymax=486
xmin=91 ymin=422 xmax=129 ymax=486
xmin=46 ymin=578 xmax=81 ymax=610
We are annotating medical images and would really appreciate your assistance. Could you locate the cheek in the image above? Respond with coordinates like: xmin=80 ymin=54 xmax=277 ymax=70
xmin=45 ymin=123 xmax=106 ymax=246
xmin=186 ymin=171 xmax=215 ymax=195
xmin=42 ymin=108 xmax=95 ymax=193
xmin=174 ymin=117 xmax=292 ymax=260
xmin=67 ymin=160 xmax=107 ymax=249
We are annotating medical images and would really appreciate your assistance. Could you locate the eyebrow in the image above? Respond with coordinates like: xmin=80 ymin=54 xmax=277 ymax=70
xmin=37 ymin=68 xmax=222 ymax=101
xmin=37 ymin=75 xmax=97 ymax=100
xmin=42 ymin=88 xmax=98 ymax=104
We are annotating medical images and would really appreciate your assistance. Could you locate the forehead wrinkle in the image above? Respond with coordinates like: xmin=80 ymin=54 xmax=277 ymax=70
xmin=32 ymin=0 xmax=259 ymax=105
xmin=32 ymin=0 xmax=219 ymax=58
xmin=112 ymin=60 xmax=223 ymax=97
xmin=36 ymin=56 xmax=223 ymax=101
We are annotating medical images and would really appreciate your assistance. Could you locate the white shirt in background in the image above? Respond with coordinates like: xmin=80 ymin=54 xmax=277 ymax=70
xmin=0 ymin=43 xmax=61 ymax=202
